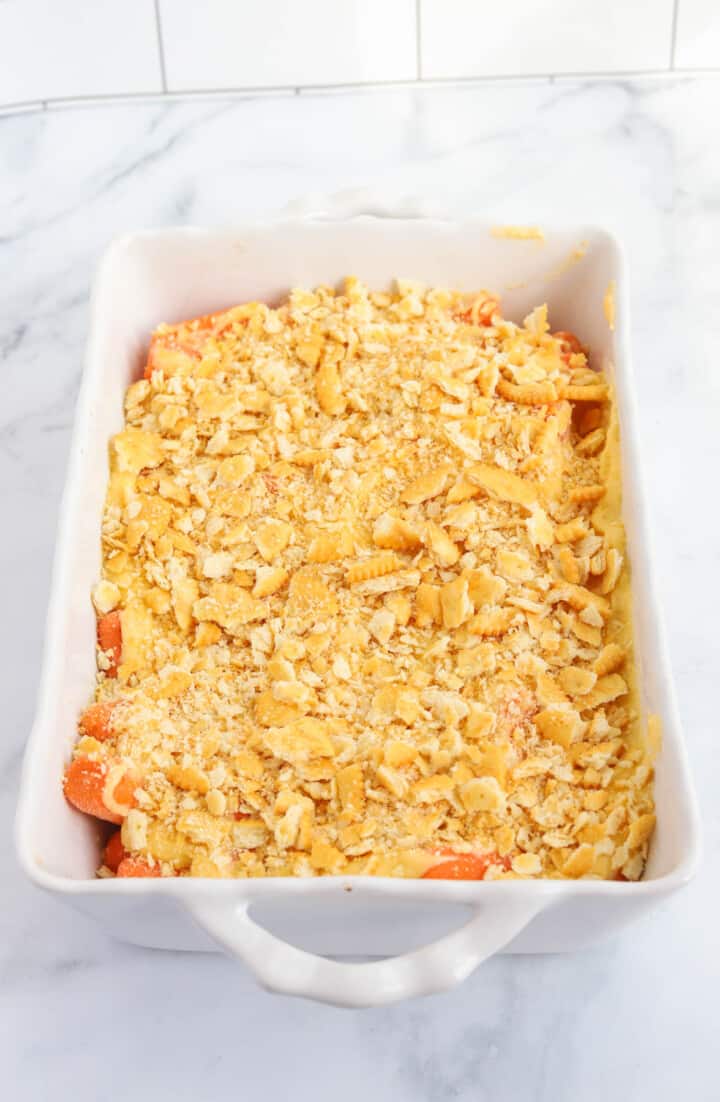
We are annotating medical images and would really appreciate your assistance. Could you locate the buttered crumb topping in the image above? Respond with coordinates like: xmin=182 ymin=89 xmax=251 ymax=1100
xmin=73 ymin=277 xmax=655 ymax=881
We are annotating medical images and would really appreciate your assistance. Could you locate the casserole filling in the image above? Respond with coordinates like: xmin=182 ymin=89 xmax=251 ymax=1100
xmin=64 ymin=278 xmax=656 ymax=880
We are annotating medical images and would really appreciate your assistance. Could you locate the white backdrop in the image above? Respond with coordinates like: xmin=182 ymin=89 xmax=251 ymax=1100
xmin=0 ymin=0 xmax=718 ymax=111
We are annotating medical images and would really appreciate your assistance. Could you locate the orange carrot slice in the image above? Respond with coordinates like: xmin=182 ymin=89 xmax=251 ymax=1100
xmin=144 ymin=337 xmax=196 ymax=380
xmin=97 ymin=611 xmax=122 ymax=677
xmin=112 ymin=768 xmax=140 ymax=809
xmin=102 ymin=830 xmax=127 ymax=873
xmin=63 ymin=759 xmax=121 ymax=823
xmin=63 ymin=758 xmax=138 ymax=824
xmin=79 ymin=700 xmax=116 ymax=742
xmin=143 ymin=308 xmax=244 ymax=379
xmin=554 ymin=330 xmax=585 ymax=364
xmin=116 ymin=857 xmax=162 ymax=878
xmin=423 ymin=851 xmax=510 ymax=880
xmin=455 ymin=294 xmax=500 ymax=327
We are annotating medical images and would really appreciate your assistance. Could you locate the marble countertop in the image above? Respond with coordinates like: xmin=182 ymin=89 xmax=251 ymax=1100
xmin=2 ymin=77 xmax=717 ymax=1101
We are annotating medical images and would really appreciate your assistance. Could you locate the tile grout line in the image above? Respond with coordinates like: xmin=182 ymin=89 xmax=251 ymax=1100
xmin=415 ymin=0 xmax=422 ymax=81
xmin=669 ymin=0 xmax=680 ymax=69
xmin=50 ymin=68 xmax=720 ymax=97
xmin=153 ymin=0 xmax=168 ymax=93
xmin=2 ymin=66 xmax=720 ymax=117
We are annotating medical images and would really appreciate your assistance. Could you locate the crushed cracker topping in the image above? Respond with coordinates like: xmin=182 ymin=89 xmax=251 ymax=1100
xmin=69 ymin=277 xmax=655 ymax=882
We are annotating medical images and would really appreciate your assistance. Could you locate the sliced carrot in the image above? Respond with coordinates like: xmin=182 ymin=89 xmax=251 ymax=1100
xmin=116 ymin=857 xmax=162 ymax=878
xmin=144 ymin=337 xmax=197 ymax=380
xmin=79 ymin=700 xmax=116 ymax=741
xmin=63 ymin=759 xmax=121 ymax=824
xmin=143 ymin=308 xmax=245 ymax=379
xmin=112 ymin=768 xmax=140 ymax=809
xmin=554 ymin=330 xmax=585 ymax=364
xmin=454 ymin=294 xmax=500 ymax=327
xmin=63 ymin=758 xmax=138 ymax=824
xmin=103 ymin=830 xmax=127 ymax=873
xmin=185 ymin=309 xmax=228 ymax=333
xmin=473 ymin=295 xmax=500 ymax=326
xmin=423 ymin=851 xmax=511 ymax=880
xmin=97 ymin=611 xmax=122 ymax=677
xmin=553 ymin=330 xmax=584 ymax=354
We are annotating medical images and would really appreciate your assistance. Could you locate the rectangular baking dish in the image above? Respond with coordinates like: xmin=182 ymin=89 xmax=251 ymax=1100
xmin=16 ymin=205 xmax=700 ymax=1007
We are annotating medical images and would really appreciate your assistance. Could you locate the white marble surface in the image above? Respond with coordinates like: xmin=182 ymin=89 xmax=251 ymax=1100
xmin=1 ymin=78 xmax=718 ymax=1100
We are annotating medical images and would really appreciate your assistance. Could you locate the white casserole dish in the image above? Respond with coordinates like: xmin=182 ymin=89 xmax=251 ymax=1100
xmin=16 ymin=205 xmax=701 ymax=1008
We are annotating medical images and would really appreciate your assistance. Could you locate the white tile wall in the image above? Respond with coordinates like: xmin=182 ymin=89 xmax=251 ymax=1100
xmin=0 ymin=0 xmax=717 ymax=111
xmin=0 ymin=0 xmax=161 ymax=106
xmin=420 ymin=0 xmax=675 ymax=78
xmin=159 ymin=0 xmax=417 ymax=90
xmin=675 ymin=0 xmax=720 ymax=68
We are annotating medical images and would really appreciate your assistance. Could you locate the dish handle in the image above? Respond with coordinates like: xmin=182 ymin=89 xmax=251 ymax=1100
xmin=187 ymin=895 xmax=542 ymax=1008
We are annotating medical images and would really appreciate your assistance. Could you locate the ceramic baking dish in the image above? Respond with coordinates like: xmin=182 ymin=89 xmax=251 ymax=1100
xmin=16 ymin=204 xmax=700 ymax=1007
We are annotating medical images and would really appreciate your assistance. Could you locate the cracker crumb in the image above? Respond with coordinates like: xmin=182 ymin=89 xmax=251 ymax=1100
xmin=69 ymin=278 xmax=653 ymax=883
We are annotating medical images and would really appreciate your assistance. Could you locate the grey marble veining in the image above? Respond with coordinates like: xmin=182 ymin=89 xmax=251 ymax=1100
xmin=1 ymin=78 xmax=717 ymax=1102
